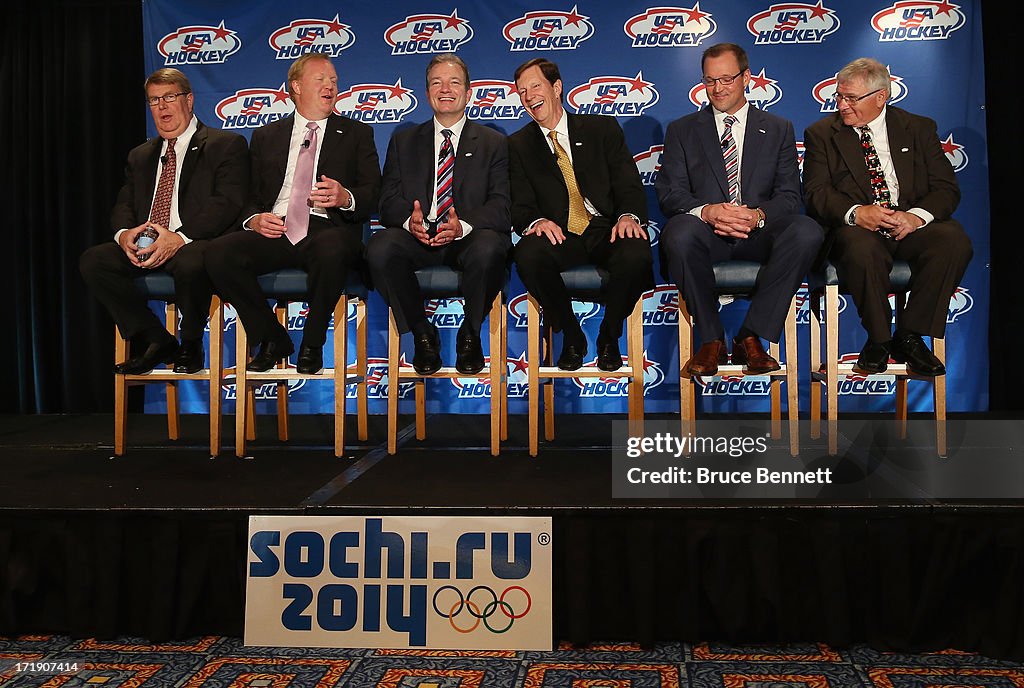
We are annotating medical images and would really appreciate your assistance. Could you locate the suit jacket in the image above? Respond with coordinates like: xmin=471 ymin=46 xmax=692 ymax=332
xmin=508 ymin=113 xmax=647 ymax=234
xmin=110 ymin=119 xmax=249 ymax=239
xmin=655 ymin=105 xmax=801 ymax=221
xmin=802 ymin=105 xmax=960 ymax=231
xmin=245 ymin=113 xmax=381 ymax=228
xmin=379 ymin=119 xmax=510 ymax=233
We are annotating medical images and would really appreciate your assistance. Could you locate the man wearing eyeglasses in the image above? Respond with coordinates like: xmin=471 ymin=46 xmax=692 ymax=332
xmin=80 ymin=68 xmax=249 ymax=375
xmin=656 ymin=43 xmax=822 ymax=376
xmin=803 ymin=57 xmax=971 ymax=376
xmin=205 ymin=54 xmax=381 ymax=375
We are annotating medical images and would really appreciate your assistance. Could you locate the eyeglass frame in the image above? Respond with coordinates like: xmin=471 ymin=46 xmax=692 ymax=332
xmin=701 ymin=70 xmax=746 ymax=87
xmin=833 ymin=88 xmax=883 ymax=105
xmin=146 ymin=91 xmax=190 ymax=107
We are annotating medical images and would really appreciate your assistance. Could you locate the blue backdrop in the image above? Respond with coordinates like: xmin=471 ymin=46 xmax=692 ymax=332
xmin=141 ymin=0 xmax=988 ymax=416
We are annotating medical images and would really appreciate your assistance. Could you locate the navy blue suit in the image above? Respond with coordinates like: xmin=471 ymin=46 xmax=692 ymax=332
xmin=656 ymin=105 xmax=822 ymax=343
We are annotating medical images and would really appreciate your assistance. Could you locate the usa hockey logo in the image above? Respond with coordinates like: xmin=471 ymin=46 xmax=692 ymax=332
xmin=836 ymin=353 xmax=897 ymax=395
xmin=268 ymin=15 xmax=356 ymax=60
xmin=634 ymin=145 xmax=662 ymax=187
xmin=946 ymin=286 xmax=973 ymax=323
xmin=335 ymin=80 xmax=418 ymax=124
xmin=795 ymin=282 xmax=848 ymax=325
xmin=695 ymin=373 xmax=773 ymax=396
xmin=624 ymin=5 xmax=717 ymax=47
xmin=215 ymin=84 xmax=293 ymax=130
xmin=467 ymin=80 xmax=525 ymax=121
xmin=872 ymin=1 xmax=965 ymax=42
xmin=573 ymin=352 xmax=665 ymax=397
xmin=157 ymin=20 xmax=241 ymax=66
xmin=425 ymin=298 xmax=466 ymax=329
xmin=223 ymin=377 xmax=307 ymax=401
xmin=503 ymin=6 xmax=594 ymax=51
xmin=359 ymin=357 xmax=416 ymax=400
xmin=812 ymin=70 xmax=908 ymax=112
xmin=747 ymin=2 xmax=840 ymax=44
xmin=688 ymin=68 xmax=783 ymax=110
xmin=941 ymin=133 xmax=968 ymax=172
xmin=642 ymin=285 xmax=679 ymax=327
xmin=568 ymin=73 xmax=659 ymax=118
xmin=450 ymin=357 xmax=499 ymax=398
xmin=507 ymin=293 xmax=600 ymax=329
xmin=384 ymin=10 xmax=474 ymax=55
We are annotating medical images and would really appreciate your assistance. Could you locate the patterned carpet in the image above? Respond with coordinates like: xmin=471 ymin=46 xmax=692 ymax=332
xmin=2 ymin=636 xmax=1024 ymax=687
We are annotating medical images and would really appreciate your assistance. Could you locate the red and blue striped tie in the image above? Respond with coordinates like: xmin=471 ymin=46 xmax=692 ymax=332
xmin=435 ymin=129 xmax=454 ymax=221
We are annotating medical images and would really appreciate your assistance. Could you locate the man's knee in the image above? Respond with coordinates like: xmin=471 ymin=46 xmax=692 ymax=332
xmin=661 ymin=214 xmax=710 ymax=257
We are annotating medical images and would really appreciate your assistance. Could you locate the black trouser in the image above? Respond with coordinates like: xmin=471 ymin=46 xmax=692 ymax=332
xmin=204 ymin=222 xmax=363 ymax=347
xmin=829 ymin=220 xmax=972 ymax=342
xmin=80 ymin=239 xmax=214 ymax=341
xmin=366 ymin=227 xmax=510 ymax=335
xmin=513 ymin=217 xmax=654 ymax=339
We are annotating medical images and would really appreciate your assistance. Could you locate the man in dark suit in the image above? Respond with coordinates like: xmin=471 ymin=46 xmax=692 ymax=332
xmin=368 ymin=54 xmax=510 ymax=375
xmin=80 ymin=68 xmax=249 ymax=375
xmin=804 ymin=57 xmax=972 ymax=376
xmin=509 ymin=58 xmax=653 ymax=372
xmin=656 ymin=43 xmax=822 ymax=376
xmin=206 ymin=54 xmax=381 ymax=374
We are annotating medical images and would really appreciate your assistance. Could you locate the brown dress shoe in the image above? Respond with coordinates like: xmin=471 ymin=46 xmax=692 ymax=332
xmin=684 ymin=340 xmax=728 ymax=376
xmin=731 ymin=335 xmax=781 ymax=374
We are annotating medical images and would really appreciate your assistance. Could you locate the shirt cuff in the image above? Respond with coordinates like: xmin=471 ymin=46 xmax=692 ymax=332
xmin=176 ymin=231 xmax=192 ymax=245
xmin=114 ymin=228 xmax=129 ymax=244
xmin=339 ymin=187 xmax=355 ymax=211
xmin=457 ymin=220 xmax=473 ymax=239
xmin=617 ymin=213 xmax=642 ymax=226
xmin=689 ymin=205 xmax=706 ymax=222
xmin=243 ymin=214 xmax=258 ymax=231
xmin=846 ymin=204 xmax=861 ymax=226
xmin=527 ymin=218 xmax=547 ymax=233
xmin=907 ymin=208 xmax=934 ymax=227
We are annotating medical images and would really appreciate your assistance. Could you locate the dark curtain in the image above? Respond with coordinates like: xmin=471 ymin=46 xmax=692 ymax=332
xmin=1 ymin=2 xmax=1020 ymax=412
xmin=2 ymin=1 xmax=144 ymax=413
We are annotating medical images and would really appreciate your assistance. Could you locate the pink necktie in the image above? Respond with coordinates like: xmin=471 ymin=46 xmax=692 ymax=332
xmin=149 ymin=137 xmax=177 ymax=227
xmin=286 ymin=121 xmax=319 ymax=244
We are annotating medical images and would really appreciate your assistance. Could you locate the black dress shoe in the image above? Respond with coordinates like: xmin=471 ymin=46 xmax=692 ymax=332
xmin=114 ymin=337 xmax=179 ymax=375
xmin=296 ymin=344 xmax=323 ymax=374
xmin=247 ymin=339 xmax=294 ymax=372
xmin=890 ymin=332 xmax=945 ymax=376
xmin=173 ymin=339 xmax=205 ymax=374
xmin=854 ymin=340 xmax=891 ymax=375
xmin=412 ymin=323 xmax=442 ymax=375
xmin=556 ymin=335 xmax=587 ymax=371
xmin=455 ymin=329 xmax=485 ymax=375
xmin=596 ymin=334 xmax=622 ymax=372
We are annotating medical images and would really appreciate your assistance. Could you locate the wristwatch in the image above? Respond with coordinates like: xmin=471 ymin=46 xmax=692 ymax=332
xmin=754 ymin=208 xmax=766 ymax=229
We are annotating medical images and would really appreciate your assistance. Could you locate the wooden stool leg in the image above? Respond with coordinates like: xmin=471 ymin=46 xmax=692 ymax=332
xmin=769 ymin=337 xmax=782 ymax=440
xmin=275 ymin=304 xmax=289 ymax=442
xmin=543 ymin=325 xmax=555 ymax=442
xmin=677 ymin=292 xmax=695 ymax=440
xmin=825 ymin=285 xmax=840 ymax=455
xmin=388 ymin=310 xmax=400 ymax=455
xmin=527 ymin=295 xmax=540 ymax=457
xmin=500 ymin=296 xmax=508 ymax=442
xmin=627 ymin=298 xmax=644 ymax=438
xmin=334 ymin=297 xmax=347 ymax=458
xmin=784 ymin=294 xmax=799 ymax=457
xmin=809 ymin=291 xmax=822 ymax=440
xmin=489 ymin=294 xmax=501 ymax=456
xmin=165 ymin=303 xmax=180 ymax=440
xmin=933 ymin=337 xmax=947 ymax=457
xmin=356 ymin=299 xmax=369 ymax=442
xmin=235 ymin=317 xmax=249 ymax=457
xmin=209 ymin=297 xmax=223 ymax=457
xmin=114 ymin=329 xmax=128 ymax=456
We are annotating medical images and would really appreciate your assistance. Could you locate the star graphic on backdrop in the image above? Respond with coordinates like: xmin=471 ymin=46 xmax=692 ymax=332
xmin=933 ymin=0 xmax=958 ymax=16
xmin=627 ymin=71 xmax=653 ymax=93
xmin=211 ymin=20 xmax=233 ymax=42
xmin=747 ymin=68 xmax=776 ymax=92
xmin=387 ymin=79 xmax=412 ymax=100
xmin=940 ymin=133 xmax=963 ymax=156
xmin=808 ymin=1 xmax=831 ymax=20
xmin=563 ymin=6 xmax=588 ymax=27
xmin=272 ymin=83 xmax=290 ymax=104
xmin=326 ymin=15 xmax=348 ymax=36
xmin=681 ymin=3 xmax=708 ymax=24
xmin=507 ymin=353 xmax=530 ymax=376
xmin=444 ymin=10 xmax=464 ymax=29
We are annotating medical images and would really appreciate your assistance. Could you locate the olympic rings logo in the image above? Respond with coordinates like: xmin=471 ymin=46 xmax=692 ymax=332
xmin=432 ymin=585 xmax=532 ymax=634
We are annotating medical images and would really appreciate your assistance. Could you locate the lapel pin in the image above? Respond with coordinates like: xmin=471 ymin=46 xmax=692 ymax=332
xmin=759 ymin=128 xmax=766 ymax=134
xmin=464 ymin=152 xmax=473 ymax=157
xmin=901 ymin=147 xmax=909 ymax=152
xmin=574 ymin=141 xmax=582 ymax=146
xmin=336 ymin=130 xmax=343 ymax=134
xmin=191 ymin=146 xmax=198 ymax=151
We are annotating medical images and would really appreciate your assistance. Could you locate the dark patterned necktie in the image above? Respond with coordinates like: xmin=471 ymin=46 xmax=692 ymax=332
xmin=859 ymin=126 xmax=893 ymax=208
xmin=149 ymin=137 xmax=177 ymax=227
xmin=721 ymin=115 xmax=739 ymax=203
xmin=435 ymin=129 xmax=455 ymax=221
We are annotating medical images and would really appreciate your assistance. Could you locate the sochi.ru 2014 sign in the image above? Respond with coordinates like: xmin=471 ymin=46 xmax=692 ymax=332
xmin=245 ymin=515 xmax=553 ymax=650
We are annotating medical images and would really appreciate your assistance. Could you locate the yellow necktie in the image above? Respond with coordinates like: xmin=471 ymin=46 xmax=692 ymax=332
xmin=549 ymin=130 xmax=591 ymax=235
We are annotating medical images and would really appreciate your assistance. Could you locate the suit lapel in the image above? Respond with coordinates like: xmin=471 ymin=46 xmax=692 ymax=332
xmin=741 ymin=107 xmax=764 ymax=193
xmin=565 ymin=115 xmax=585 ymax=196
xmin=416 ymin=121 xmax=435 ymax=206
xmin=140 ymin=138 xmax=163 ymax=219
xmin=834 ymin=118 xmax=873 ymax=200
xmin=886 ymin=108 xmax=914 ymax=206
xmin=698 ymin=108 xmax=729 ymax=198
xmin=453 ymin=120 xmax=476 ymax=198
xmin=177 ymin=121 xmax=206 ymax=199
xmin=267 ymin=116 xmax=293 ymax=194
